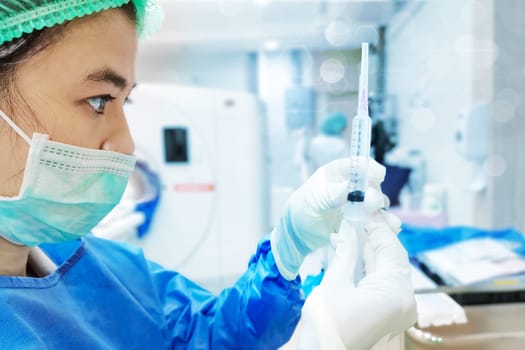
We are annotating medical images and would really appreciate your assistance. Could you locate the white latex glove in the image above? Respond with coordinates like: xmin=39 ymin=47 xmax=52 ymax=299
xmin=271 ymin=158 xmax=387 ymax=280
xmin=282 ymin=211 xmax=417 ymax=350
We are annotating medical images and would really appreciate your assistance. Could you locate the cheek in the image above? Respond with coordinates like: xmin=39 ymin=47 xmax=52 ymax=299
xmin=0 ymin=135 xmax=31 ymax=196
xmin=46 ymin=106 xmax=108 ymax=150
xmin=54 ymin=129 xmax=107 ymax=150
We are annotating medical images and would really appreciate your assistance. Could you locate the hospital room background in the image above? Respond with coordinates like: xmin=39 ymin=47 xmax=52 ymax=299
xmin=92 ymin=0 xmax=525 ymax=348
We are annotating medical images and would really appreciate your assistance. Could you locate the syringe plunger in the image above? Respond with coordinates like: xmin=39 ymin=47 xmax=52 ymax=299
xmin=357 ymin=43 xmax=369 ymax=115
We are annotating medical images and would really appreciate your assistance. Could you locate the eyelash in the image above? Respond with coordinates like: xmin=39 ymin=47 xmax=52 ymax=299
xmin=87 ymin=95 xmax=116 ymax=114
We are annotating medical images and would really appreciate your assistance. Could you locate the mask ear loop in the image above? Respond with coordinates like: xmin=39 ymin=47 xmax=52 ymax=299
xmin=0 ymin=108 xmax=32 ymax=145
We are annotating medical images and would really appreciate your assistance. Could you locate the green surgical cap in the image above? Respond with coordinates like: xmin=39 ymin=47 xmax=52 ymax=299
xmin=0 ymin=0 xmax=163 ymax=46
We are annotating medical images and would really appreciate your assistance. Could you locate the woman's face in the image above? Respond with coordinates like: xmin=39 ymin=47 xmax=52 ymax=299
xmin=0 ymin=8 xmax=138 ymax=197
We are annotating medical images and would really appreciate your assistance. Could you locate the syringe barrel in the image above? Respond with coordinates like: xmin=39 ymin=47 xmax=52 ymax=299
xmin=348 ymin=113 xmax=372 ymax=203
xmin=341 ymin=204 xmax=367 ymax=283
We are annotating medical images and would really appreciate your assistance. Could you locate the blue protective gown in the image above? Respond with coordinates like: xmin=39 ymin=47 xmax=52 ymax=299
xmin=0 ymin=235 xmax=304 ymax=349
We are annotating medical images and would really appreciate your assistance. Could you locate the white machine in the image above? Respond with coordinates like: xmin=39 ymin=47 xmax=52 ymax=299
xmin=124 ymin=83 xmax=270 ymax=293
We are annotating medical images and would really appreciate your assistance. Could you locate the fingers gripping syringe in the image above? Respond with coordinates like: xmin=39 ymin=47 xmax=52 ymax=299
xmin=341 ymin=42 xmax=372 ymax=284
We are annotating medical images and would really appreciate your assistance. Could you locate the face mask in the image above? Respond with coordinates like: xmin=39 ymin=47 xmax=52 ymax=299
xmin=0 ymin=109 xmax=136 ymax=246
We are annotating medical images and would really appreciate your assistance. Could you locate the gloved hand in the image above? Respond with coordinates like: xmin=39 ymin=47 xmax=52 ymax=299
xmin=270 ymin=158 xmax=387 ymax=280
xmin=282 ymin=211 xmax=417 ymax=350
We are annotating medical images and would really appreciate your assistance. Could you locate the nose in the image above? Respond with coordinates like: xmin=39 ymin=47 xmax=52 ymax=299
xmin=101 ymin=113 xmax=135 ymax=155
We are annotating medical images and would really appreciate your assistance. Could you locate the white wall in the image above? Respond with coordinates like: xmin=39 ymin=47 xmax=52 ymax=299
xmin=386 ymin=0 xmax=476 ymax=225
xmin=136 ymin=47 xmax=253 ymax=92
xmin=258 ymin=52 xmax=300 ymax=188
xmin=485 ymin=0 xmax=525 ymax=231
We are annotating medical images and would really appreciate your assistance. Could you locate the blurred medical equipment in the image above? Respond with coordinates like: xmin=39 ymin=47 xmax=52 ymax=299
xmin=308 ymin=112 xmax=349 ymax=172
xmin=456 ymin=101 xmax=490 ymax=192
xmin=367 ymin=93 xmax=409 ymax=209
xmin=385 ymin=148 xmax=449 ymax=228
xmin=370 ymin=104 xmax=397 ymax=165
xmin=287 ymin=85 xmax=317 ymax=183
xmin=93 ymin=159 xmax=161 ymax=241
xmin=344 ymin=42 xmax=372 ymax=283
xmin=385 ymin=147 xmax=426 ymax=209
xmin=285 ymin=50 xmax=315 ymax=132
xmin=291 ymin=127 xmax=313 ymax=183
xmin=381 ymin=164 xmax=411 ymax=207
xmin=122 ymin=83 xmax=269 ymax=293
xmin=285 ymin=86 xmax=316 ymax=131
xmin=285 ymin=49 xmax=317 ymax=184
xmin=419 ymin=184 xmax=447 ymax=218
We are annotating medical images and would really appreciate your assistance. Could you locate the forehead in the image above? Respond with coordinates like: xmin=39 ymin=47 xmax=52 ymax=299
xmin=18 ymin=8 xmax=137 ymax=88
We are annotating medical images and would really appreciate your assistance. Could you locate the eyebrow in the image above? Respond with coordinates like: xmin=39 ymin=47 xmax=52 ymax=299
xmin=85 ymin=68 xmax=133 ymax=90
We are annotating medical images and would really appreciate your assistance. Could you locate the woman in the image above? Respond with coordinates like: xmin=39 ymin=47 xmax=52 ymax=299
xmin=0 ymin=1 xmax=415 ymax=348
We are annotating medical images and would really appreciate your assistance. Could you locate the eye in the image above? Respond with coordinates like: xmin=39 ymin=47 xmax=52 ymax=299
xmin=87 ymin=95 xmax=116 ymax=114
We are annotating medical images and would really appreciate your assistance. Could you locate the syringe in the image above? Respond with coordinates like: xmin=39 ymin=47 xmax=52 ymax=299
xmin=341 ymin=42 xmax=372 ymax=284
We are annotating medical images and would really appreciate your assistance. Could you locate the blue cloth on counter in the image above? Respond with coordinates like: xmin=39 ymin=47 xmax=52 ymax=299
xmin=0 ymin=235 xmax=304 ymax=349
xmin=398 ymin=225 xmax=525 ymax=258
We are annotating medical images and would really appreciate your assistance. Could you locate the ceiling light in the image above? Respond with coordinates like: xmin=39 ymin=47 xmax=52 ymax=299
xmin=264 ymin=39 xmax=280 ymax=51
xmin=253 ymin=0 xmax=272 ymax=6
